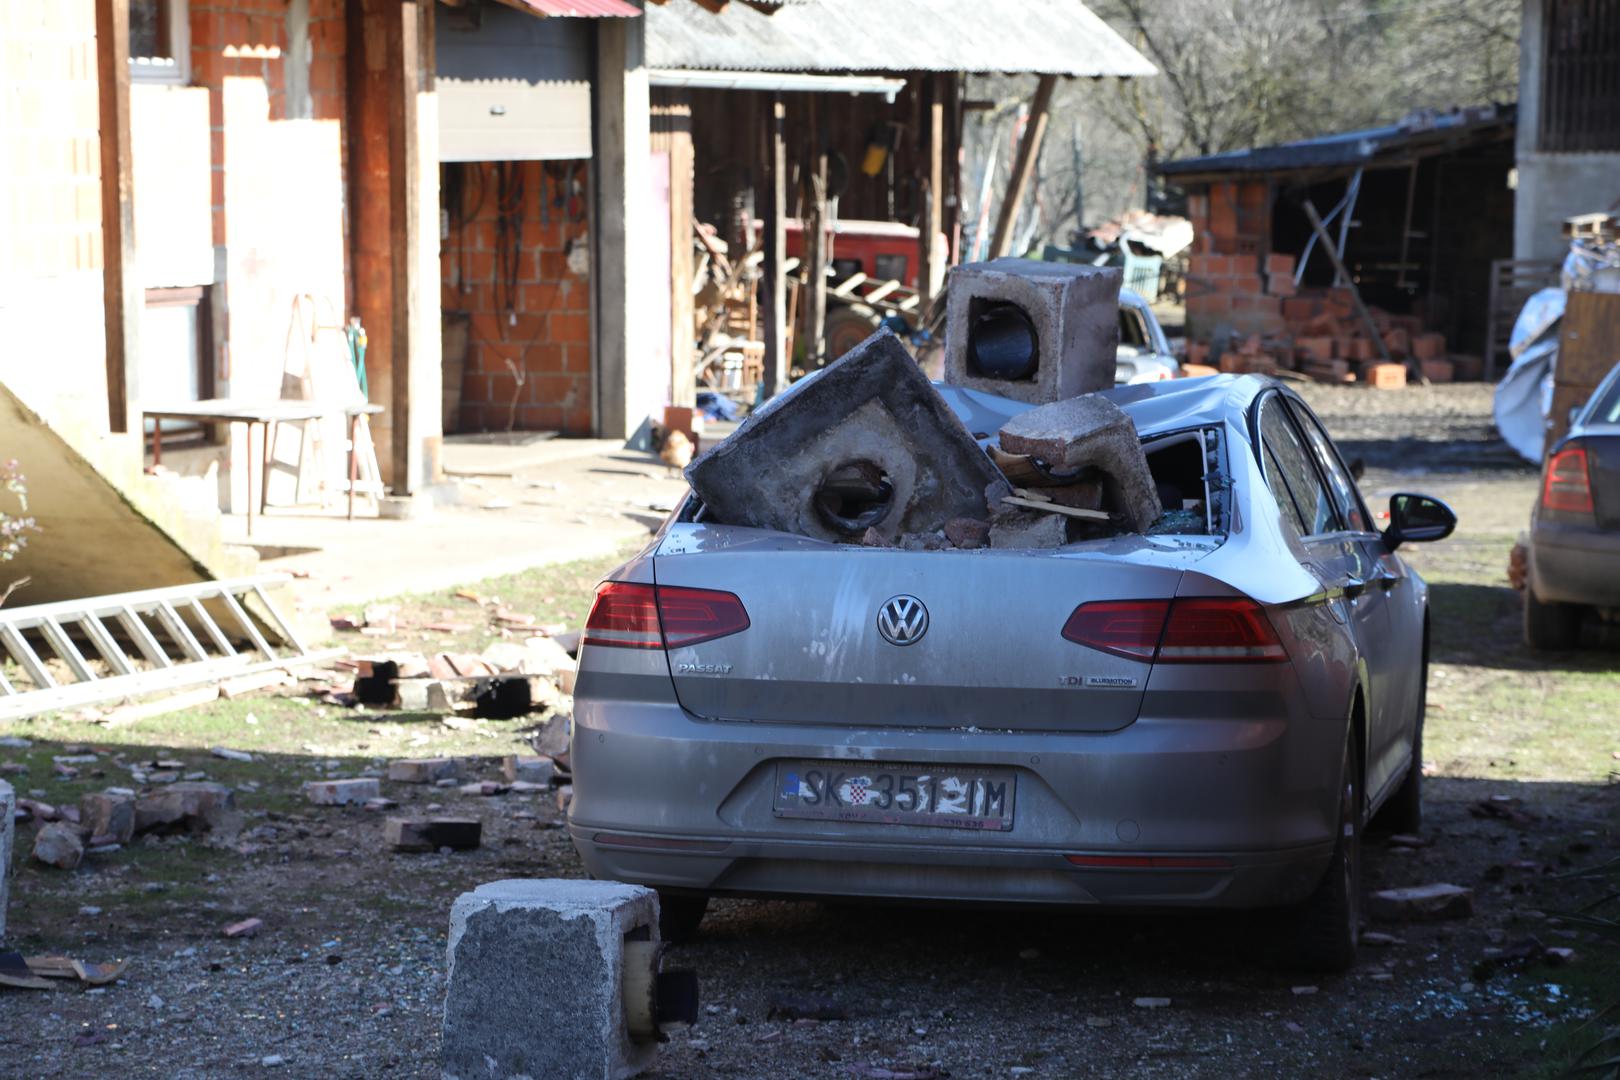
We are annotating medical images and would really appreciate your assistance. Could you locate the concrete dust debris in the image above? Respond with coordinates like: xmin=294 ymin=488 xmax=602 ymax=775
xmin=685 ymin=330 xmax=1007 ymax=544
xmin=1133 ymin=997 xmax=1171 ymax=1009
xmin=223 ymin=918 xmax=263 ymax=938
xmin=210 ymin=747 xmax=254 ymax=762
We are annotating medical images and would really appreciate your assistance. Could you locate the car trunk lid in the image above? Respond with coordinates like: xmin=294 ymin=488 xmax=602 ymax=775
xmin=651 ymin=525 xmax=1205 ymax=733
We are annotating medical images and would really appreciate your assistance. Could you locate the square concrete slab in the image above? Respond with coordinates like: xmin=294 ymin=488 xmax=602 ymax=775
xmin=943 ymin=258 xmax=1122 ymax=405
xmin=685 ymin=330 xmax=1008 ymax=543
xmin=443 ymin=878 xmax=660 ymax=1080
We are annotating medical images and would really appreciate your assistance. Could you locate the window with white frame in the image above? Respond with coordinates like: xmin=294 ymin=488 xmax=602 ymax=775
xmin=130 ymin=0 xmax=190 ymax=84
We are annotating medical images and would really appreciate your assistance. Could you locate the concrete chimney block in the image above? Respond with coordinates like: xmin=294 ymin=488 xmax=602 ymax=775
xmin=943 ymin=258 xmax=1122 ymax=405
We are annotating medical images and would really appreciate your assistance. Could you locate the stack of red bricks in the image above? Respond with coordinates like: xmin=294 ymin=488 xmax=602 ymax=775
xmin=1183 ymin=270 xmax=1485 ymax=388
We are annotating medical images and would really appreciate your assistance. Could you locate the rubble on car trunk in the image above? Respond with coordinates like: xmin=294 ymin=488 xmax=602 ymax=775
xmin=685 ymin=259 xmax=1175 ymax=549
xmin=684 ymin=329 xmax=1010 ymax=544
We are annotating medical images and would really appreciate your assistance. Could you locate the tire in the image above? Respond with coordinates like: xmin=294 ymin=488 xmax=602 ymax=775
xmin=825 ymin=303 xmax=885 ymax=362
xmin=1285 ymin=734 xmax=1362 ymax=973
xmin=1524 ymin=588 xmax=1583 ymax=650
xmin=657 ymin=892 xmax=709 ymax=944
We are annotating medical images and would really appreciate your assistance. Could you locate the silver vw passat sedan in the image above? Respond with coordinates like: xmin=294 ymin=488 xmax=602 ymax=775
xmin=568 ymin=374 xmax=1454 ymax=971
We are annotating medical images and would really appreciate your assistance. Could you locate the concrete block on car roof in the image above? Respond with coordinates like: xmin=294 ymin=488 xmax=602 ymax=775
xmin=443 ymin=879 xmax=660 ymax=1080
xmin=996 ymin=395 xmax=1161 ymax=532
xmin=684 ymin=329 xmax=1008 ymax=544
xmin=943 ymin=258 xmax=1121 ymax=405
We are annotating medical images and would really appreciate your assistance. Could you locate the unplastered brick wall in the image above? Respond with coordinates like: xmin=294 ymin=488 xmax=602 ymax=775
xmin=442 ymin=161 xmax=593 ymax=435
xmin=191 ymin=0 xmax=348 ymax=249
xmin=1183 ymin=179 xmax=1285 ymax=339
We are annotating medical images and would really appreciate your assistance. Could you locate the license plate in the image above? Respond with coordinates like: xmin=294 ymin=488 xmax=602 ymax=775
xmin=772 ymin=761 xmax=1015 ymax=831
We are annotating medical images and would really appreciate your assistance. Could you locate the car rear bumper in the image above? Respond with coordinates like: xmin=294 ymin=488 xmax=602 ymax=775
xmin=1530 ymin=522 xmax=1620 ymax=607
xmin=568 ymin=690 xmax=1343 ymax=911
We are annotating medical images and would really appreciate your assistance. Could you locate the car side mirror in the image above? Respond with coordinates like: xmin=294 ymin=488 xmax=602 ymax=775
xmin=1383 ymin=493 xmax=1456 ymax=551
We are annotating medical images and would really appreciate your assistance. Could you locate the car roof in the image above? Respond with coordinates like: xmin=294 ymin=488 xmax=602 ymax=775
xmin=938 ymin=373 xmax=1268 ymax=442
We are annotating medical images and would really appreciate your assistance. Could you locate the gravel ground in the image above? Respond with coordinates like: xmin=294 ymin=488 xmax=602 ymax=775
xmin=2 ymin=382 xmax=1614 ymax=1079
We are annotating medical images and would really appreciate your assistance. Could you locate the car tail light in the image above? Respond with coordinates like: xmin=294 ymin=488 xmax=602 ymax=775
xmin=583 ymin=582 xmax=750 ymax=650
xmin=1062 ymin=597 xmax=1286 ymax=663
xmin=1542 ymin=446 xmax=1593 ymax=514
xmin=583 ymin=582 xmax=664 ymax=649
xmin=1156 ymin=598 xmax=1287 ymax=663
xmin=656 ymin=586 xmax=751 ymax=648
xmin=1061 ymin=600 xmax=1169 ymax=660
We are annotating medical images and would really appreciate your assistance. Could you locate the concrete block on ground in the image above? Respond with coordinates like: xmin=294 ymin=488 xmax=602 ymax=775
xmin=134 ymin=781 xmax=235 ymax=833
xmin=80 ymin=791 xmax=135 ymax=844
xmin=386 ymin=817 xmax=482 ymax=852
xmin=1368 ymin=883 xmax=1473 ymax=922
xmin=0 ymin=780 xmax=12 ymax=939
xmin=386 ymin=758 xmax=461 ymax=785
xmin=443 ymin=879 xmax=660 ymax=1080
xmin=943 ymin=258 xmax=1121 ymax=406
xmin=685 ymin=330 xmax=1008 ymax=544
xmin=303 ymin=778 xmax=381 ymax=806
xmin=503 ymin=755 xmax=555 ymax=786
xmin=996 ymin=395 xmax=1161 ymax=532
xmin=33 ymin=822 xmax=83 ymax=870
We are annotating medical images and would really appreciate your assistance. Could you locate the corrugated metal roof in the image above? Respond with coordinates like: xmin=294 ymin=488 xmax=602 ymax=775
xmin=1158 ymin=104 xmax=1515 ymax=178
xmin=516 ymin=0 xmax=640 ymax=16
xmin=644 ymin=0 xmax=1156 ymax=77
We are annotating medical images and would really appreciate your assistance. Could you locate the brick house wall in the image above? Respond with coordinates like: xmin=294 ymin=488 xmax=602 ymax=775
xmin=441 ymin=160 xmax=593 ymax=435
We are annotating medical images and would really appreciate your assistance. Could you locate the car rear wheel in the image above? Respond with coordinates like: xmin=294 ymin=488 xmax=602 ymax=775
xmin=1284 ymin=734 xmax=1362 ymax=972
xmin=1524 ymin=588 xmax=1583 ymax=650
xmin=657 ymin=891 xmax=709 ymax=944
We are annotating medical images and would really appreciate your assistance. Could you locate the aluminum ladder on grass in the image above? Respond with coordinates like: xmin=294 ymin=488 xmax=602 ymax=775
xmin=0 ymin=575 xmax=339 ymax=721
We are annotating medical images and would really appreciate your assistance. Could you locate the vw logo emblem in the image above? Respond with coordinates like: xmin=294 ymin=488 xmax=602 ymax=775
xmin=877 ymin=595 xmax=929 ymax=646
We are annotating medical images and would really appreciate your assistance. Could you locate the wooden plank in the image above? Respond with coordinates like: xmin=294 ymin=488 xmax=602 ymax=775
xmin=1558 ymin=291 xmax=1620 ymax=389
xmin=1001 ymin=495 xmax=1110 ymax=522
xmin=864 ymin=280 xmax=900 ymax=304
xmin=803 ymin=97 xmax=829 ymax=368
xmin=989 ymin=75 xmax=1056 ymax=259
xmin=94 ymin=0 xmax=140 ymax=434
xmin=832 ymin=273 xmax=868 ymax=298
xmin=919 ymin=73 xmax=945 ymax=303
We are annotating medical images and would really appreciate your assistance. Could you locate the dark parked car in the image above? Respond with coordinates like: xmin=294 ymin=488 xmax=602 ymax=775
xmin=1525 ymin=361 xmax=1620 ymax=648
